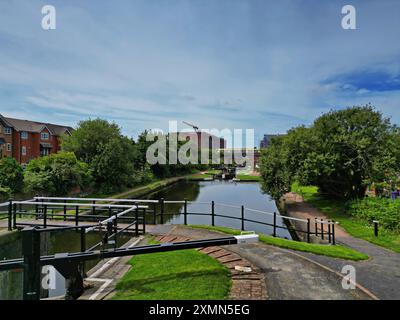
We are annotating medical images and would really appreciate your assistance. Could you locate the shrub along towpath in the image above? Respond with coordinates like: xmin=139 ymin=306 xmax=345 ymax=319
xmin=283 ymin=192 xmax=400 ymax=300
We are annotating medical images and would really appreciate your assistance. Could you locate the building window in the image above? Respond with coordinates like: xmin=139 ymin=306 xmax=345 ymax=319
xmin=4 ymin=127 xmax=12 ymax=135
xmin=6 ymin=143 xmax=11 ymax=152
xmin=41 ymin=132 xmax=49 ymax=140
xmin=21 ymin=131 xmax=28 ymax=139
xmin=21 ymin=146 xmax=26 ymax=156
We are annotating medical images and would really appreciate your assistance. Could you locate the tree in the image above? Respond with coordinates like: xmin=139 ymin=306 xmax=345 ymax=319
xmin=0 ymin=157 xmax=24 ymax=194
xmin=24 ymin=152 xmax=92 ymax=196
xmin=90 ymin=136 xmax=139 ymax=193
xmin=62 ymin=118 xmax=121 ymax=163
xmin=260 ymin=105 xmax=400 ymax=199
xmin=62 ymin=119 xmax=146 ymax=192
xmin=259 ymin=137 xmax=291 ymax=199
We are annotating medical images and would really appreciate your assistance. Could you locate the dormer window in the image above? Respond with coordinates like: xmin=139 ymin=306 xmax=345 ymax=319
xmin=21 ymin=131 xmax=28 ymax=139
xmin=4 ymin=127 xmax=12 ymax=134
xmin=41 ymin=132 xmax=49 ymax=140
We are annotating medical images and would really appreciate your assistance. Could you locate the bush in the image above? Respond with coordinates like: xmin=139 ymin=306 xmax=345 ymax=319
xmin=260 ymin=106 xmax=400 ymax=199
xmin=24 ymin=152 xmax=92 ymax=196
xmin=347 ymin=197 xmax=400 ymax=232
xmin=0 ymin=186 xmax=11 ymax=199
xmin=0 ymin=157 xmax=24 ymax=194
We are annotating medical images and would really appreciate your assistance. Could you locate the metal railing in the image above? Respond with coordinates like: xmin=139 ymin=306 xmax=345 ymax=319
xmin=5 ymin=198 xmax=148 ymax=237
xmin=147 ymin=198 xmax=336 ymax=244
xmin=5 ymin=196 xmax=337 ymax=244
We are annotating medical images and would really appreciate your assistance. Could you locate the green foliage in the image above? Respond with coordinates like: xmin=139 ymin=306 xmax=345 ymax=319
xmin=0 ymin=186 xmax=11 ymax=199
xmin=90 ymin=136 xmax=139 ymax=193
xmin=62 ymin=119 xmax=209 ymax=193
xmin=0 ymin=157 xmax=24 ymax=193
xmin=260 ymin=106 xmax=400 ymax=199
xmin=347 ymin=197 xmax=400 ymax=232
xmin=292 ymin=183 xmax=400 ymax=253
xmin=61 ymin=118 xmax=121 ymax=163
xmin=62 ymin=119 xmax=146 ymax=193
xmin=259 ymin=137 xmax=291 ymax=199
xmin=24 ymin=152 xmax=92 ymax=196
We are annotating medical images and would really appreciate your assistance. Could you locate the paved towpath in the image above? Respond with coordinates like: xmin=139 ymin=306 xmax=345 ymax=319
xmin=283 ymin=193 xmax=400 ymax=300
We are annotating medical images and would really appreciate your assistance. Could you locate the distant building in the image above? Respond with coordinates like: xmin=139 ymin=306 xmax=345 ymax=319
xmin=260 ymin=134 xmax=285 ymax=148
xmin=172 ymin=132 xmax=226 ymax=149
xmin=0 ymin=114 xmax=73 ymax=165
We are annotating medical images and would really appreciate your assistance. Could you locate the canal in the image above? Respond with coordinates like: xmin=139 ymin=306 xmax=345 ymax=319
xmin=0 ymin=179 xmax=291 ymax=300
xmin=144 ymin=180 xmax=292 ymax=239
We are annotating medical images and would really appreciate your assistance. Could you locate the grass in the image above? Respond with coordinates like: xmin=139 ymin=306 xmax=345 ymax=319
xmin=187 ymin=173 xmax=213 ymax=180
xmin=189 ymin=225 xmax=369 ymax=261
xmin=291 ymin=182 xmax=400 ymax=253
xmin=112 ymin=237 xmax=231 ymax=300
xmin=235 ymin=174 xmax=261 ymax=182
xmin=205 ymin=169 xmax=221 ymax=175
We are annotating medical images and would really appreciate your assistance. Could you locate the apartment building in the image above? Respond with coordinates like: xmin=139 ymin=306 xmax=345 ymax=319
xmin=0 ymin=114 xmax=73 ymax=165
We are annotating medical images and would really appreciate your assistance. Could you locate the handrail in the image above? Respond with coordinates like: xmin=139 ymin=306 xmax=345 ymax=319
xmin=85 ymin=206 xmax=138 ymax=233
xmin=13 ymin=201 xmax=148 ymax=209
xmin=34 ymin=196 xmax=159 ymax=203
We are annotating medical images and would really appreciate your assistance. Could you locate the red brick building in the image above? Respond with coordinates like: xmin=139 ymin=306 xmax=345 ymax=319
xmin=0 ymin=115 xmax=73 ymax=165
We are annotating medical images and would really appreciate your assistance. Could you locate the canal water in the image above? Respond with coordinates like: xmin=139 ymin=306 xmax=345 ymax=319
xmin=0 ymin=180 xmax=290 ymax=300
xmin=144 ymin=180 xmax=292 ymax=239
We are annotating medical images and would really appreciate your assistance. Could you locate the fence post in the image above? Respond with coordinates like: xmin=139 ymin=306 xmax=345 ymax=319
xmin=273 ymin=212 xmax=277 ymax=237
xmin=13 ymin=202 xmax=17 ymax=229
xmin=75 ymin=205 xmax=79 ymax=226
xmin=211 ymin=201 xmax=215 ymax=227
xmin=63 ymin=205 xmax=67 ymax=221
xmin=80 ymin=227 xmax=86 ymax=277
xmin=307 ymin=218 xmax=311 ymax=243
xmin=22 ymin=228 xmax=41 ymax=300
xmin=8 ymin=199 xmax=12 ymax=231
xmin=332 ymin=221 xmax=336 ymax=245
xmin=92 ymin=200 xmax=96 ymax=216
xmin=35 ymin=195 xmax=39 ymax=220
xmin=114 ymin=212 xmax=118 ymax=249
xmin=184 ymin=199 xmax=188 ymax=225
xmin=160 ymin=198 xmax=164 ymax=224
xmin=241 ymin=205 xmax=245 ymax=231
xmin=135 ymin=204 xmax=139 ymax=237
xmin=320 ymin=219 xmax=324 ymax=240
xmin=142 ymin=208 xmax=146 ymax=234
xmin=43 ymin=204 xmax=47 ymax=228
xmin=153 ymin=202 xmax=157 ymax=225
xmin=373 ymin=220 xmax=379 ymax=237
xmin=328 ymin=221 xmax=332 ymax=243
xmin=315 ymin=218 xmax=318 ymax=236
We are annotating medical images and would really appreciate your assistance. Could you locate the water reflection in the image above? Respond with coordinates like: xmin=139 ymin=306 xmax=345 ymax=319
xmin=143 ymin=180 xmax=292 ymax=239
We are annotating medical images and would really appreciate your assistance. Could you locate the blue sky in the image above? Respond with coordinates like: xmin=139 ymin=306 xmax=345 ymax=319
xmin=0 ymin=0 xmax=400 ymax=143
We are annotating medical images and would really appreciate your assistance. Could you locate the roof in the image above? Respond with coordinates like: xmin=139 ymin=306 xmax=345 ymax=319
xmin=4 ymin=117 xmax=46 ymax=133
xmin=1 ymin=115 xmax=73 ymax=136
xmin=45 ymin=123 xmax=73 ymax=136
